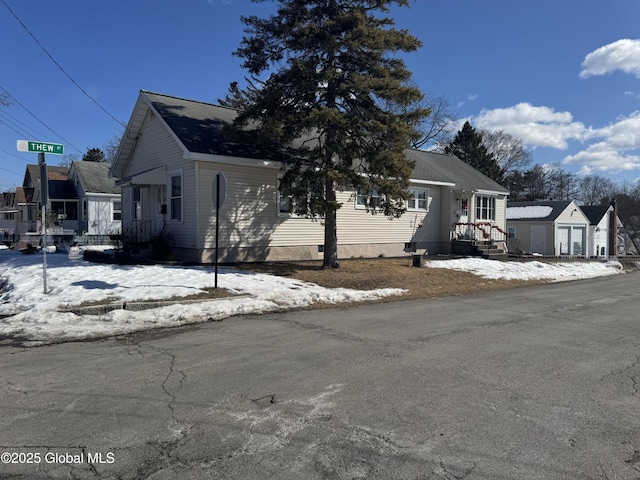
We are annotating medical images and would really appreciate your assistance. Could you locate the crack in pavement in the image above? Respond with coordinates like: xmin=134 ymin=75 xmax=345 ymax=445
xmin=601 ymin=350 xmax=640 ymax=397
xmin=119 ymin=342 xmax=192 ymax=479
xmin=433 ymin=456 xmax=477 ymax=479
xmin=129 ymin=343 xmax=187 ymax=416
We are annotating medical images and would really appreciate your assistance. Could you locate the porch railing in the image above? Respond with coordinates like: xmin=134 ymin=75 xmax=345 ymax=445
xmin=122 ymin=220 xmax=165 ymax=247
xmin=453 ymin=222 xmax=508 ymax=244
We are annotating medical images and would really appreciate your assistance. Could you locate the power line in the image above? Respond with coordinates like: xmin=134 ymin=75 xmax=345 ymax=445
xmin=0 ymin=86 xmax=83 ymax=154
xmin=0 ymin=109 xmax=45 ymax=139
xmin=0 ymin=0 xmax=127 ymax=129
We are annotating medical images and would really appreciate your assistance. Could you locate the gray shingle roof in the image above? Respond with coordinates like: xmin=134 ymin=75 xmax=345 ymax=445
xmin=405 ymin=149 xmax=508 ymax=193
xmin=140 ymin=91 xmax=508 ymax=194
xmin=579 ymin=205 xmax=610 ymax=225
xmin=72 ymin=161 xmax=119 ymax=195
xmin=144 ymin=91 xmax=297 ymax=161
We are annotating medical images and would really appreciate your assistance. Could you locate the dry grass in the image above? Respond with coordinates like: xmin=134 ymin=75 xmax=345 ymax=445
xmin=239 ymin=257 xmax=547 ymax=301
xmin=70 ymin=257 xmax=638 ymax=310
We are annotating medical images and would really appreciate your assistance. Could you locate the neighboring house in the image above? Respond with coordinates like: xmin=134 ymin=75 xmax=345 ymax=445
xmin=17 ymin=165 xmax=76 ymax=235
xmin=15 ymin=186 xmax=35 ymax=237
xmin=506 ymin=200 xmax=590 ymax=256
xmin=109 ymin=90 xmax=509 ymax=263
xmin=0 ymin=191 xmax=18 ymax=242
xmin=15 ymin=163 xmax=121 ymax=240
xmin=69 ymin=161 xmax=121 ymax=236
xmin=579 ymin=202 xmax=623 ymax=257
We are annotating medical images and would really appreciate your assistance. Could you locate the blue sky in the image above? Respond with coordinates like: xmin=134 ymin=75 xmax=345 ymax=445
xmin=1 ymin=0 xmax=639 ymax=191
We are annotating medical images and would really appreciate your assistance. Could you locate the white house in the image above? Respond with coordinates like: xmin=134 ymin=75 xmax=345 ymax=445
xmin=109 ymin=90 xmax=509 ymax=263
xmin=14 ymin=162 xmax=121 ymax=245
xmin=579 ymin=202 xmax=623 ymax=257
xmin=69 ymin=161 xmax=121 ymax=236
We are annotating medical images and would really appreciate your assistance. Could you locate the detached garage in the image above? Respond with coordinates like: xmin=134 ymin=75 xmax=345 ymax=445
xmin=506 ymin=200 xmax=590 ymax=256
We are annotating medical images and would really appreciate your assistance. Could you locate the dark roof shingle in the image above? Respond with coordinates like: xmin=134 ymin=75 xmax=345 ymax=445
xmin=140 ymin=91 xmax=508 ymax=194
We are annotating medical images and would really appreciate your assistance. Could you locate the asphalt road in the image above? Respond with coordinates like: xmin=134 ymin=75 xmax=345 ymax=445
xmin=1 ymin=273 xmax=639 ymax=479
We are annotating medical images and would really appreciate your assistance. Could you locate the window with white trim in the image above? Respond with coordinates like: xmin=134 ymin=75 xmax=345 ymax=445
xmin=407 ymin=188 xmax=428 ymax=210
xmin=355 ymin=188 xmax=381 ymax=209
xmin=476 ymin=195 xmax=496 ymax=221
xmin=278 ymin=188 xmax=293 ymax=215
xmin=461 ymin=198 xmax=469 ymax=216
xmin=277 ymin=177 xmax=309 ymax=217
xmin=112 ymin=201 xmax=122 ymax=221
xmin=169 ymin=172 xmax=182 ymax=221
xmin=132 ymin=187 xmax=142 ymax=220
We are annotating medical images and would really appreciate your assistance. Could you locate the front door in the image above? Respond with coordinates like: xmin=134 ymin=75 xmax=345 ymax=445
xmin=531 ymin=225 xmax=547 ymax=255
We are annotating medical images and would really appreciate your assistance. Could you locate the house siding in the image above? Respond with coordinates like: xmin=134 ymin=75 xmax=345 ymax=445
xmin=197 ymin=161 xmax=324 ymax=249
xmin=120 ymin=111 xmax=196 ymax=248
xmin=84 ymin=196 xmax=121 ymax=235
xmin=193 ymin=161 xmax=456 ymax=262
xmin=591 ymin=216 xmax=610 ymax=257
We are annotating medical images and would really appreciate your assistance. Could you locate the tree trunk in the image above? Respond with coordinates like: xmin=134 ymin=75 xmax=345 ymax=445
xmin=323 ymin=176 xmax=339 ymax=269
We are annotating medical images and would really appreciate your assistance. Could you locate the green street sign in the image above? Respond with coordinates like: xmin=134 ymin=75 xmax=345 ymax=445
xmin=17 ymin=140 xmax=64 ymax=155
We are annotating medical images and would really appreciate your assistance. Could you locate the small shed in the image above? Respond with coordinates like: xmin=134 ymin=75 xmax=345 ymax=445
xmin=506 ymin=200 xmax=590 ymax=256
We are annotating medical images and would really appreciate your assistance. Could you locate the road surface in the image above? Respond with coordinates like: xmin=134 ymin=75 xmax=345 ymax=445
xmin=1 ymin=273 xmax=639 ymax=479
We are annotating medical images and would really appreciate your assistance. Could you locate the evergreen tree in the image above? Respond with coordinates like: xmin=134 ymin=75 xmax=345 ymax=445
xmin=82 ymin=148 xmax=106 ymax=163
xmin=217 ymin=81 xmax=255 ymax=110
xmin=445 ymin=121 xmax=503 ymax=184
xmin=231 ymin=0 xmax=429 ymax=268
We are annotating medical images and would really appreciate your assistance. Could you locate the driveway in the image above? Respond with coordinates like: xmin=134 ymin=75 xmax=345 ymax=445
xmin=1 ymin=273 xmax=639 ymax=479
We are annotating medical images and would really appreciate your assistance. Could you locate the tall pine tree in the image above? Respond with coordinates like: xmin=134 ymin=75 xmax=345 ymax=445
xmin=445 ymin=121 xmax=504 ymax=185
xmin=231 ymin=0 xmax=429 ymax=268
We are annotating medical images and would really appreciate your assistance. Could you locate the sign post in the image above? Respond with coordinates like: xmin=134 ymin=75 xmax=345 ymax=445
xmin=212 ymin=172 xmax=227 ymax=288
xmin=39 ymin=152 xmax=48 ymax=294
xmin=17 ymin=140 xmax=65 ymax=294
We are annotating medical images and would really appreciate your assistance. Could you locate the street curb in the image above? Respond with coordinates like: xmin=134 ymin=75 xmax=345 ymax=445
xmin=59 ymin=295 xmax=250 ymax=316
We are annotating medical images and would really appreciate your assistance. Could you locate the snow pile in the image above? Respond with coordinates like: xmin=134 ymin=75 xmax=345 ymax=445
xmin=0 ymin=247 xmax=624 ymax=345
xmin=0 ymin=247 xmax=403 ymax=345
xmin=426 ymin=257 xmax=623 ymax=281
xmin=506 ymin=205 xmax=554 ymax=220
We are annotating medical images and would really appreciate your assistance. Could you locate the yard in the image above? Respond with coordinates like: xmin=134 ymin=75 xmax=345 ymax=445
xmin=0 ymin=245 xmax=632 ymax=345
xmin=240 ymin=257 xmax=547 ymax=301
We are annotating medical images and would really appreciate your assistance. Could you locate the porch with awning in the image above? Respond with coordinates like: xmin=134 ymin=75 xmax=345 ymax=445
xmin=116 ymin=166 xmax=166 ymax=186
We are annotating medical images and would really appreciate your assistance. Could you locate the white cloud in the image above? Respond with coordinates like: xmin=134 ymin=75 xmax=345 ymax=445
xmin=457 ymin=93 xmax=478 ymax=108
xmin=562 ymin=111 xmax=640 ymax=174
xmin=471 ymin=103 xmax=640 ymax=176
xmin=473 ymin=103 xmax=591 ymax=149
xmin=580 ymin=39 xmax=640 ymax=79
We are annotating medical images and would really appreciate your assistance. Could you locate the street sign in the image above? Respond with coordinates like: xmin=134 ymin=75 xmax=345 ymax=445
xmin=17 ymin=140 xmax=64 ymax=155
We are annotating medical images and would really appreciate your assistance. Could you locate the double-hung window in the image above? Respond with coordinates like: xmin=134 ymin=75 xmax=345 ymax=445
xmin=277 ymin=176 xmax=320 ymax=217
xmin=112 ymin=201 xmax=122 ymax=221
xmin=355 ymin=188 xmax=381 ymax=209
xmin=407 ymin=188 xmax=428 ymax=211
xmin=476 ymin=196 xmax=496 ymax=221
xmin=169 ymin=172 xmax=182 ymax=221
xmin=132 ymin=187 xmax=142 ymax=220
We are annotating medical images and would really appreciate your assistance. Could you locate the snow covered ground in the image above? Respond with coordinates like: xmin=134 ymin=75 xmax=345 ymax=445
xmin=0 ymin=246 xmax=625 ymax=345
